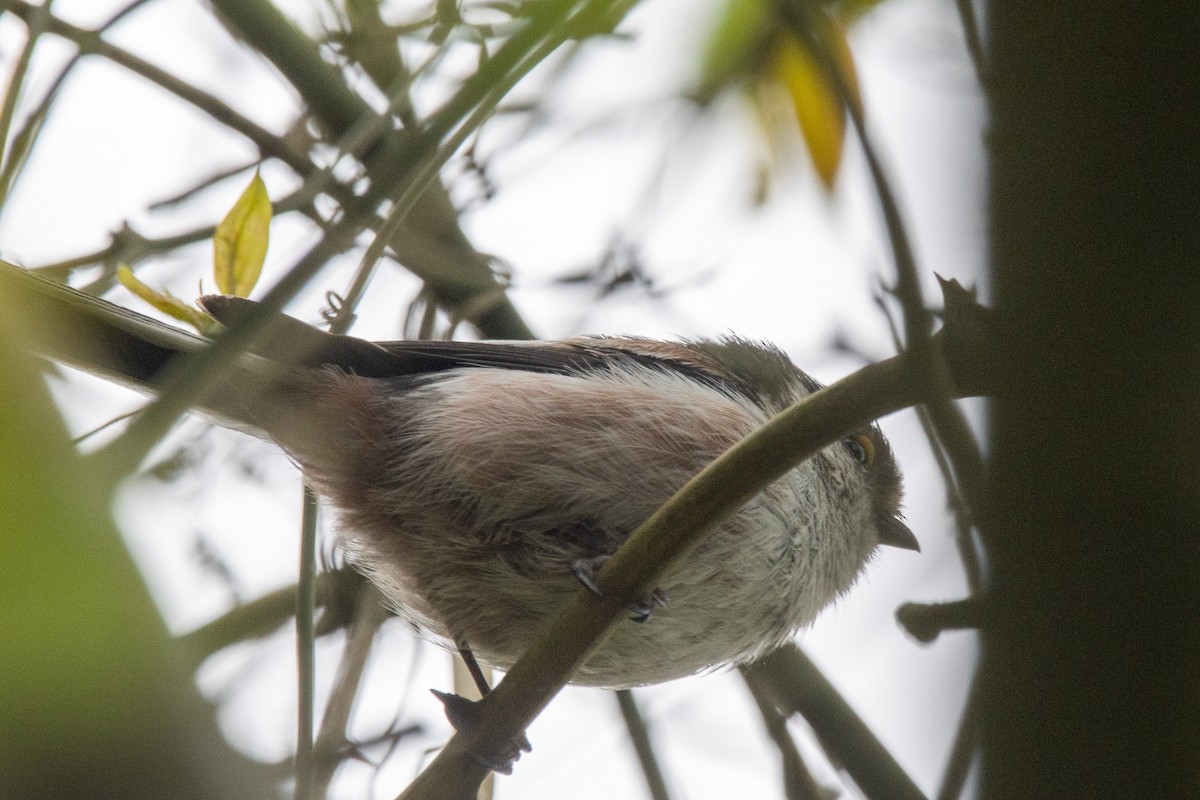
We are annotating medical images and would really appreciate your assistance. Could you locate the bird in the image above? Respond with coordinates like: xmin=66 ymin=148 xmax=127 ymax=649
xmin=6 ymin=265 xmax=916 ymax=692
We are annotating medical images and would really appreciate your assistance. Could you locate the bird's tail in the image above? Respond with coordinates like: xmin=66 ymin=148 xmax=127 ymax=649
xmin=0 ymin=260 xmax=374 ymax=464
xmin=1 ymin=260 xmax=211 ymax=393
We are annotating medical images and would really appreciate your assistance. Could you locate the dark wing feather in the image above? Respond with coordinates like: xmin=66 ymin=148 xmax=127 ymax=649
xmin=202 ymin=296 xmax=753 ymax=399
xmin=374 ymin=338 xmax=751 ymax=400
xmin=373 ymin=339 xmax=606 ymax=375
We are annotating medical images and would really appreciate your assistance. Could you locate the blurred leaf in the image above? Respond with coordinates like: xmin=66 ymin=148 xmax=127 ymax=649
xmin=212 ymin=170 xmax=271 ymax=298
xmin=830 ymin=0 xmax=893 ymax=25
xmin=116 ymin=264 xmax=211 ymax=331
xmin=0 ymin=291 xmax=270 ymax=799
xmin=771 ymin=20 xmax=861 ymax=189
xmin=696 ymin=1 xmax=866 ymax=191
xmin=696 ymin=0 xmax=769 ymax=101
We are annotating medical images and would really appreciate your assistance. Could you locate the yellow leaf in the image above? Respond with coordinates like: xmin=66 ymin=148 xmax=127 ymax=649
xmin=116 ymin=265 xmax=209 ymax=331
xmin=213 ymin=170 xmax=271 ymax=297
xmin=771 ymin=21 xmax=861 ymax=188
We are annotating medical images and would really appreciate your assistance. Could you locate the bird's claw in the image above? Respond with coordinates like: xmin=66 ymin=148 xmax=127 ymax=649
xmin=626 ymin=587 xmax=669 ymax=623
xmin=570 ymin=556 xmax=668 ymax=623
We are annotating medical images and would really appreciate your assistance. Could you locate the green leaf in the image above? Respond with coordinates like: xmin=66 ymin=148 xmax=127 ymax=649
xmin=0 ymin=292 xmax=272 ymax=798
xmin=212 ymin=170 xmax=271 ymax=297
xmin=696 ymin=0 xmax=768 ymax=101
xmin=116 ymin=265 xmax=210 ymax=331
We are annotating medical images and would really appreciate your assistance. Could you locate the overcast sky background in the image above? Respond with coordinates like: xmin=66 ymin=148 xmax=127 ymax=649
xmin=0 ymin=0 xmax=987 ymax=796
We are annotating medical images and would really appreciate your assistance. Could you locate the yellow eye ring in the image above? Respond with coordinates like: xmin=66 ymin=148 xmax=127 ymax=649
xmin=846 ymin=433 xmax=875 ymax=466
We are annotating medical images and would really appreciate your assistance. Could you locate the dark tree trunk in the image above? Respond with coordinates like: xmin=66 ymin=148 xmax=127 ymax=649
xmin=982 ymin=3 xmax=1200 ymax=796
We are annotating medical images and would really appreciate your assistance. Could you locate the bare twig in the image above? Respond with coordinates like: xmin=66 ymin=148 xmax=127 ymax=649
xmin=952 ymin=0 xmax=989 ymax=93
xmin=0 ymin=0 xmax=59 ymax=215
xmin=98 ymin=0 xmax=157 ymax=30
xmin=936 ymin=667 xmax=978 ymax=800
xmin=872 ymin=285 xmax=982 ymax=592
xmin=176 ymin=570 xmax=361 ymax=661
xmin=747 ymin=644 xmax=924 ymax=800
xmin=742 ymin=668 xmax=829 ymax=800
xmin=0 ymin=0 xmax=311 ymax=171
xmin=615 ymin=690 xmax=672 ymax=800
xmin=312 ymin=586 xmax=393 ymax=799
xmin=294 ymin=489 xmax=320 ymax=800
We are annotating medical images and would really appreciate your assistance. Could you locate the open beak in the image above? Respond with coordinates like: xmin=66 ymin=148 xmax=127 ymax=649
xmin=878 ymin=516 xmax=920 ymax=552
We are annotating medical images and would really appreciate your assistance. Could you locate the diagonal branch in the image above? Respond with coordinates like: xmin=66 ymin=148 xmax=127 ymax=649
xmin=747 ymin=644 xmax=926 ymax=800
xmin=397 ymin=313 xmax=992 ymax=798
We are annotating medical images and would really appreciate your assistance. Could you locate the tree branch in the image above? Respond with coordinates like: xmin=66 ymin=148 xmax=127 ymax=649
xmin=747 ymin=644 xmax=925 ymax=800
xmin=396 ymin=307 xmax=992 ymax=798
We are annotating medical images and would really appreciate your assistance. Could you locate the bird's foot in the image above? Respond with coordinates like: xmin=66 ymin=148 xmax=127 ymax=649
xmin=570 ymin=555 xmax=668 ymax=623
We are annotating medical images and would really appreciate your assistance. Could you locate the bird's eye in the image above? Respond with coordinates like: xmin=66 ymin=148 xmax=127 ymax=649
xmin=844 ymin=434 xmax=875 ymax=466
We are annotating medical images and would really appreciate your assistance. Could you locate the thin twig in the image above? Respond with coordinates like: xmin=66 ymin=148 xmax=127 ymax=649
xmin=747 ymin=644 xmax=925 ymax=800
xmin=0 ymin=1 xmax=65 ymax=216
xmin=98 ymin=0 xmax=156 ymax=31
xmin=936 ymin=666 xmax=979 ymax=800
xmin=312 ymin=587 xmax=392 ymax=799
xmin=0 ymin=0 xmax=311 ymax=172
xmin=615 ymin=690 xmax=672 ymax=800
xmin=175 ymin=569 xmax=359 ymax=660
xmin=0 ymin=0 xmax=47 ymax=186
xmin=30 ymin=181 xmax=318 ymax=282
xmin=148 ymin=161 xmax=263 ymax=211
xmin=895 ymin=599 xmax=982 ymax=644
xmin=295 ymin=489 xmax=320 ymax=800
xmin=872 ymin=286 xmax=982 ymax=592
xmin=742 ymin=669 xmax=828 ymax=800
xmin=952 ymin=0 xmax=989 ymax=93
